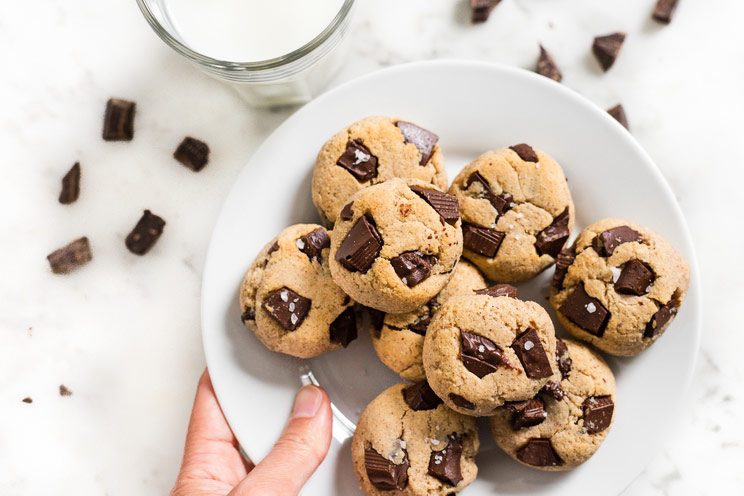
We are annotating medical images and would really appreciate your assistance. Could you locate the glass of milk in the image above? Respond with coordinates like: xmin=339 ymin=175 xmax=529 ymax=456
xmin=137 ymin=0 xmax=355 ymax=107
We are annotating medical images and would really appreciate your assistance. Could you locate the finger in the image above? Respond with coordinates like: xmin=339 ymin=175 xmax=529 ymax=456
xmin=228 ymin=385 xmax=332 ymax=496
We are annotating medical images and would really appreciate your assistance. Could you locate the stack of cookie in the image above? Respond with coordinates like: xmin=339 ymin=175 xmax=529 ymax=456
xmin=238 ymin=116 xmax=690 ymax=495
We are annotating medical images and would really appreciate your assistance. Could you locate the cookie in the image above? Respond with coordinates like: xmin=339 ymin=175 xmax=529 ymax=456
xmin=550 ymin=218 xmax=690 ymax=356
xmin=371 ymin=261 xmax=488 ymax=382
xmin=239 ymin=224 xmax=358 ymax=358
xmin=448 ymin=145 xmax=575 ymax=282
xmin=329 ymin=178 xmax=463 ymax=314
xmin=351 ymin=382 xmax=479 ymax=495
xmin=312 ymin=116 xmax=448 ymax=225
xmin=422 ymin=292 xmax=559 ymax=416
xmin=489 ymin=338 xmax=616 ymax=471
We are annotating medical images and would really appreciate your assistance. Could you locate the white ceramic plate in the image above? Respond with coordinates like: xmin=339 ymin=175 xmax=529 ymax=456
xmin=201 ymin=61 xmax=701 ymax=495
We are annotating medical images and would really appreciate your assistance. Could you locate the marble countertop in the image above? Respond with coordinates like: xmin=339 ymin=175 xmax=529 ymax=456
xmin=1 ymin=0 xmax=741 ymax=494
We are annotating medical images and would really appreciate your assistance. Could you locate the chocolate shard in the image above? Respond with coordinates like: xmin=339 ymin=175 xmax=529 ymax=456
xmin=461 ymin=331 xmax=510 ymax=378
xmin=540 ymin=381 xmax=565 ymax=401
xmin=552 ymin=247 xmax=576 ymax=290
xmin=645 ymin=299 xmax=679 ymax=338
xmin=505 ymin=398 xmax=547 ymax=429
xmin=449 ymin=393 xmax=475 ymax=410
xmin=509 ymin=144 xmax=539 ymax=163
xmin=47 ymin=237 xmax=92 ymax=274
xmin=593 ymin=225 xmax=642 ymax=257
xmin=465 ymin=171 xmax=513 ymax=217
xmin=475 ymin=283 xmax=518 ymax=299
xmin=582 ymin=396 xmax=614 ymax=433
xmin=537 ymin=45 xmax=562 ymax=82
xmin=59 ymin=385 xmax=73 ymax=397
xmin=241 ymin=307 xmax=256 ymax=323
xmin=391 ymin=251 xmax=436 ymax=287
xmin=593 ymin=32 xmax=626 ymax=72
xmin=337 ymin=139 xmax=378 ymax=182
xmin=408 ymin=315 xmax=431 ymax=336
xmin=471 ymin=0 xmax=501 ymax=23
xmin=410 ymin=185 xmax=460 ymax=225
xmin=535 ymin=208 xmax=571 ymax=258
xmin=329 ymin=307 xmax=357 ymax=347
xmin=339 ymin=201 xmax=354 ymax=221
xmin=59 ymin=162 xmax=81 ymax=204
xmin=102 ymin=98 xmax=135 ymax=141
xmin=335 ymin=215 xmax=383 ymax=273
xmin=607 ymin=104 xmax=629 ymax=130
xmin=365 ymin=306 xmax=386 ymax=332
xmin=428 ymin=434 xmax=464 ymax=486
xmin=261 ymin=287 xmax=311 ymax=331
xmin=511 ymin=328 xmax=553 ymax=379
xmin=365 ymin=447 xmax=409 ymax=491
xmin=517 ymin=439 xmax=562 ymax=467
xmin=403 ymin=381 xmax=443 ymax=411
xmin=297 ymin=228 xmax=330 ymax=263
xmin=268 ymin=242 xmax=280 ymax=255
xmin=462 ymin=224 xmax=505 ymax=258
xmin=615 ymin=259 xmax=655 ymax=296
xmin=653 ymin=0 xmax=678 ymax=24
xmin=555 ymin=338 xmax=572 ymax=379
xmin=559 ymin=284 xmax=610 ymax=336
xmin=396 ymin=121 xmax=439 ymax=166
xmin=174 ymin=137 xmax=210 ymax=172
xmin=125 ymin=210 xmax=166 ymax=255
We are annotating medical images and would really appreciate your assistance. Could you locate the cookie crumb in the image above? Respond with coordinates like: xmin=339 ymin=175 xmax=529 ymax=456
xmin=59 ymin=385 xmax=73 ymax=397
xmin=22 ymin=397 xmax=32 ymax=403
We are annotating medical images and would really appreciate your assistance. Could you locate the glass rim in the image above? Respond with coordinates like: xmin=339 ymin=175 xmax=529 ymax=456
xmin=135 ymin=0 xmax=355 ymax=72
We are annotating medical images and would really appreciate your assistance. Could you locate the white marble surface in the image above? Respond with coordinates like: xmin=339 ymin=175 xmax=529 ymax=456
xmin=0 ymin=0 xmax=741 ymax=494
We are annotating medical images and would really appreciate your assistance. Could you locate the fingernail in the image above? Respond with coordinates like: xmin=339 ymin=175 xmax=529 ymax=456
xmin=292 ymin=385 xmax=323 ymax=419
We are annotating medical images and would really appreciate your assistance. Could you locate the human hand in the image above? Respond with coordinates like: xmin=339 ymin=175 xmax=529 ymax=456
xmin=171 ymin=369 xmax=332 ymax=496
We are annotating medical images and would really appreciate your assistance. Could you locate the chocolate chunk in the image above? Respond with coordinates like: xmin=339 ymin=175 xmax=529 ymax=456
xmin=517 ymin=439 xmax=562 ymax=467
xmin=449 ymin=393 xmax=475 ymax=410
xmin=102 ymin=98 xmax=135 ymax=141
xmin=396 ymin=121 xmax=439 ymax=166
xmin=22 ymin=397 xmax=33 ymax=404
xmin=268 ymin=242 xmax=280 ymax=255
xmin=408 ymin=316 xmax=431 ymax=336
xmin=465 ymin=172 xmax=512 ymax=217
xmin=593 ymin=226 xmax=642 ymax=257
xmin=509 ymin=144 xmax=539 ymax=163
xmin=364 ymin=447 xmax=409 ymax=491
xmin=47 ymin=237 xmax=92 ymax=274
xmin=582 ymin=396 xmax=614 ymax=433
xmin=536 ymin=45 xmax=562 ymax=82
xmin=558 ymin=285 xmax=610 ymax=336
xmin=335 ymin=215 xmax=383 ymax=273
xmin=615 ymin=259 xmax=655 ymax=296
xmin=59 ymin=385 xmax=73 ymax=397
xmin=540 ymin=381 xmax=565 ymax=401
xmin=410 ymin=186 xmax=460 ymax=225
xmin=125 ymin=210 xmax=166 ymax=255
xmin=470 ymin=0 xmax=500 ymax=23
xmin=607 ymin=104 xmax=629 ymax=130
xmin=555 ymin=338 xmax=572 ymax=379
xmin=653 ymin=0 xmax=678 ymax=24
xmin=297 ymin=228 xmax=330 ymax=263
xmin=511 ymin=328 xmax=553 ymax=379
xmin=462 ymin=224 xmax=505 ymax=258
xmin=391 ymin=251 xmax=435 ymax=287
xmin=241 ymin=307 xmax=255 ymax=323
xmin=337 ymin=139 xmax=378 ymax=182
xmin=645 ymin=299 xmax=679 ymax=338
xmin=59 ymin=162 xmax=81 ymax=204
xmin=339 ymin=201 xmax=354 ymax=221
xmin=428 ymin=434 xmax=463 ymax=486
xmin=552 ymin=247 xmax=576 ymax=290
xmin=174 ymin=137 xmax=210 ymax=172
xmin=535 ymin=208 xmax=570 ymax=258
xmin=505 ymin=398 xmax=547 ymax=429
xmin=329 ymin=307 xmax=357 ymax=347
xmin=366 ymin=306 xmax=386 ymax=331
xmin=460 ymin=331 xmax=510 ymax=378
xmin=592 ymin=32 xmax=626 ymax=72
xmin=475 ymin=283 xmax=518 ymax=299
xmin=261 ymin=287 xmax=311 ymax=331
xmin=403 ymin=381 xmax=443 ymax=411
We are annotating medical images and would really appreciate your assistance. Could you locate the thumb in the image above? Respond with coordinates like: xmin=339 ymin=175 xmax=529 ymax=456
xmin=229 ymin=385 xmax=332 ymax=496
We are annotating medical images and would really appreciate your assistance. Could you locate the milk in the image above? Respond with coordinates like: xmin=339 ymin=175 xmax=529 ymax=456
xmin=165 ymin=0 xmax=346 ymax=62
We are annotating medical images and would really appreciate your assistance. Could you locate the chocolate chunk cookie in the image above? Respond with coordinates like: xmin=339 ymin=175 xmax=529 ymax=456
xmin=239 ymin=224 xmax=358 ymax=358
xmin=329 ymin=178 xmax=463 ymax=314
xmin=372 ymin=261 xmax=488 ymax=382
xmin=422 ymin=293 xmax=559 ymax=416
xmin=489 ymin=339 xmax=616 ymax=471
xmin=312 ymin=116 xmax=448 ymax=226
xmin=448 ymin=146 xmax=575 ymax=282
xmin=352 ymin=382 xmax=479 ymax=495
xmin=550 ymin=218 xmax=690 ymax=356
